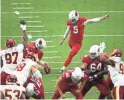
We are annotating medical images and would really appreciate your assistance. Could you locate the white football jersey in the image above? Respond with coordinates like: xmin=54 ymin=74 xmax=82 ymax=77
xmin=108 ymin=57 xmax=124 ymax=87
xmin=1 ymin=44 xmax=24 ymax=74
xmin=14 ymin=59 xmax=39 ymax=85
xmin=0 ymin=84 xmax=25 ymax=100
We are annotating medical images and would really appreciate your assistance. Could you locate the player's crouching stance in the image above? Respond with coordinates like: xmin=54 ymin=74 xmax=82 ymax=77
xmin=14 ymin=46 xmax=45 ymax=99
xmin=81 ymin=43 xmax=113 ymax=99
xmin=0 ymin=74 xmax=26 ymax=99
xmin=52 ymin=67 xmax=88 ymax=99
xmin=107 ymin=49 xmax=124 ymax=99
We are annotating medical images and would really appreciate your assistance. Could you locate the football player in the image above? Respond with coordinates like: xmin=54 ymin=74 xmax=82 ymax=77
xmin=0 ymin=20 xmax=28 ymax=85
xmin=60 ymin=10 xmax=110 ymax=72
xmin=107 ymin=49 xmax=124 ymax=99
xmin=80 ymin=43 xmax=113 ymax=99
xmin=14 ymin=46 xmax=45 ymax=99
xmin=20 ymin=20 xmax=50 ymax=73
xmin=52 ymin=67 xmax=88 ymax=99
xmin=0 ymin=74 xmax=26 ymax=99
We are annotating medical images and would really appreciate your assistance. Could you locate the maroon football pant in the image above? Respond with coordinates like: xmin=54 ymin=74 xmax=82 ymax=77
xmin=0 ymin=71 xmax=9 ymax=85
xmin=113 ymin=86 xmax=124 ymax=99
xmin=52 ymin=84 xmax=83 ymax=99
xmin=82 ymin=80 xmax=110 ymax=98
xmin=64 ymin=43 xmax=81 ymax=67
xmin=99 ymin=75 xmax=114 ymax=99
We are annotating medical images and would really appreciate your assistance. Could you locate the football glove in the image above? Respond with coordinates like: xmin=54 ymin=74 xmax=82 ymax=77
xmin=20 ymin=20 xmax=26 ymax=31
xmin=99 ymin=42 xmax=106 ymax=53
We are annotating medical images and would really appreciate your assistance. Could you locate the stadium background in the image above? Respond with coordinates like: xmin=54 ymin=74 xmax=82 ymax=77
xmin=1 ymin=0 xmax=124 ymax=99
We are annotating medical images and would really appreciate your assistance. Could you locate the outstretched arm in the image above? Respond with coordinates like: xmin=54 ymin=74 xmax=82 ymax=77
xmin=20 ymin=20 xmax=28 ymax=47
xmin=84 ymin=14 xmax=110 ymax=25
xmin=60 ymin=26 xmax=70 ymax=45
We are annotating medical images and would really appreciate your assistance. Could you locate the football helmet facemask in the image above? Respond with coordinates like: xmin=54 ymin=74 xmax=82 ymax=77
xmin=69 ymin=10 xmax=79 ymax=24
xmin=89 ymin=45 xmax=100 ymax=59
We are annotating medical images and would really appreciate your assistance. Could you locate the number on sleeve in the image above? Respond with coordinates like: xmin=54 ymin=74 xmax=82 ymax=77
xmin=16 ymin=63 xmax=26 ymax=71
xmin=65 ymin=73 xmax=70 ymax=78
xmin=73 ymin=26 xmax=78 ymax=34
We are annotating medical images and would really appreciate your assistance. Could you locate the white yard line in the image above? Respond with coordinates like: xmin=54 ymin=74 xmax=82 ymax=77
xmin=46 ymin=46 xmax=56 ymax=48
xmin=18 ymin=16 xmax=39 ymax=18
xmin=13 ymin=7 xmax=33 ymax=9
xmin=43 ymin=56 xmax=61 ymax=59
xmin=27 ymin=25 xmax=44 ymax=28
xmin=27 ymin=21 xmax=42 ymax=23
xmin=44 ymin=51 xmax=58 ymax=53
xmin=2 ymin=10 xmax=124 ymax=14
xmin=1 ymin=34 xmax=124 ymax=38
xmin=27 ymin=30 xmax=47 ymax=33
xmin=11 ymin=3 xmax=31 ymax=5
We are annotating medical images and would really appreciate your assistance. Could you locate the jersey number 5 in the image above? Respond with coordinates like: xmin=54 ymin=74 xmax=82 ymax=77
xmin=73 ymin=26 xmax=78 ymax=34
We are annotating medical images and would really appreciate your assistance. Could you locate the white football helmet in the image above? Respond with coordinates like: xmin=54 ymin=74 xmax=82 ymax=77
xmin=69 ymin=10 xmax=79 ymax=24
xmin=35 ymin=38 xmax=46 ymax=50
xmin=89 ymin=45 xmax=100 ymax=59
xmin=26 ymin=83 xmax=35 ymax=96
xmin=71 ymin=67 xmax=84 ymax=83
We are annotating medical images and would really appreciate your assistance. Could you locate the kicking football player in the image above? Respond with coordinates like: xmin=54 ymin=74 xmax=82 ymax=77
xmin=0 ymin=74 xmax=26 ymax=99
xmin=80 ymin=43 xmax=113 ymax=99
xmin=14 ymin=46 xmax=45 ymax=99
xmin=107 ymin=49 xmax=124 ymax=99
xmin=52 ymin=67 xmax=88 ymax=99
xmin=60 ymin=10 xmax=110 ymax=72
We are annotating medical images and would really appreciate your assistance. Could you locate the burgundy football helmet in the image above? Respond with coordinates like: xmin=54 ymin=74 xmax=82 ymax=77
xmin=6 ymin=74 xmax=17 ymax=84
xmin=6 ymin=38 xmax=16 ymax=48
xmin=110 ymin=49 xmax=122 ymax=57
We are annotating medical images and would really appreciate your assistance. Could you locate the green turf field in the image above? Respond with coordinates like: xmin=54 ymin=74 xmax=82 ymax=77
xmin=1 ymin=0 xmax=124 ymax=99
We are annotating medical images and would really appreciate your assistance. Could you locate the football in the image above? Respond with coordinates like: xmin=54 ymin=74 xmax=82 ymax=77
xmin=44 ymin=63 xmax=51 ymax=74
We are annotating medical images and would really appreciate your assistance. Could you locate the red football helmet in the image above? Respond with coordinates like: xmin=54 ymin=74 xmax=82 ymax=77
xmin=110 ymin=49 xmax=122 ymax=57
xmin=6 ymin=38 xmax=16 ymax=48
xmin=6 ymin=74 xmax=17 ymax=84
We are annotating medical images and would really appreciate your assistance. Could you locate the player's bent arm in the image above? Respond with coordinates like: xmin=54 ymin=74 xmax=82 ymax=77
xmin=22 ymin=30 xmax=28 ymax=47
xmin=60 ymin=26 xmax=70 ymax=45
xmin=102 ymin=59 xmax=115 ymax=66
xmin=81 ymin=63 xmax=88 ymax=70
xmin=63 ymin=26 xmax=70 ymax=40
xmin=79 ymin=79 xmax=87 ymax=92
xmin=56 ymin=77 xmax=64 ymax=97
xmin=84 ymin=14 xmax=110 ymax=25
xmin=31 ymin=66 xmax=42 ymax=79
